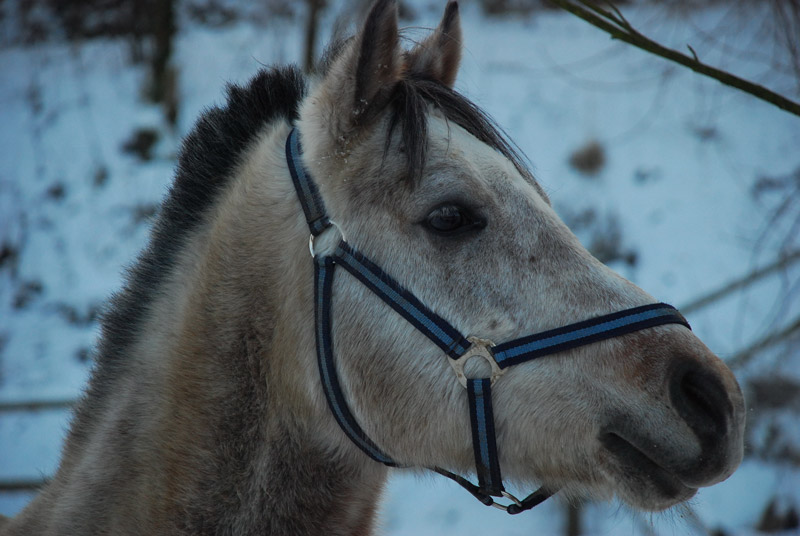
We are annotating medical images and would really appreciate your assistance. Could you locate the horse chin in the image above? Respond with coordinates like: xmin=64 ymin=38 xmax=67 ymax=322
xmin=612 ymin=468 xmax=698 ymax=513
xmin=601 ymin=433 xmax=699 ymax=511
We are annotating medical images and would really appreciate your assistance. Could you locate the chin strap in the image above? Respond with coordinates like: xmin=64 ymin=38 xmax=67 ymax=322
xmin=287 ymin=127 xmax=691 ymax=514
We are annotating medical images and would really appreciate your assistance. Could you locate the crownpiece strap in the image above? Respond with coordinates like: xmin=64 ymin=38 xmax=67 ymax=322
xmin=286 ymin=128 xmax=331 ymax=236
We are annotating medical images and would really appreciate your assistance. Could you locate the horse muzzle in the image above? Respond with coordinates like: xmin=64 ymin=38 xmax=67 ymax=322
xmin=600 ymin=355 xmax=745 ymax=510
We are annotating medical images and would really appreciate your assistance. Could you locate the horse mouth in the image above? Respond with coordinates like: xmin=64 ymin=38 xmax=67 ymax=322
xmin=600 ymin=432 xmax=697 ymax=510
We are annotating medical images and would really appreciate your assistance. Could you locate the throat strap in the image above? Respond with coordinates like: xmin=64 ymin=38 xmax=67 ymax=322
xmin=315 ymin=255 xmax=398 ymax=466
xmin=334 ymin=242 xmax=471 ymax=358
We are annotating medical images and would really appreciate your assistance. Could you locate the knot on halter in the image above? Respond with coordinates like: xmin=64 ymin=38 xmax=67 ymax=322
xmin=285 ymin=128 xmax=691 ymax=514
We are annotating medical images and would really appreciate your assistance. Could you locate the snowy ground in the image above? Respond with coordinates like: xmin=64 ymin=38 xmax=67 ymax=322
xmin=1 ymin=1 xmax=799 ymax=534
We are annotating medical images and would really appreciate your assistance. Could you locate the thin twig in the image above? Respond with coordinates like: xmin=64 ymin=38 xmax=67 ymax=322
xmin=548 ymin=0 xmax=800 ymax=117
xmin=680 ymin=250 xmax=800 ymax=315
xmin=605 ymin=1 xmax=632 ymax=31
xmin=0 ymin=398 xmax=76 ymax=412
xmin=576 ymin=0 xmax=619 ymax=25
xmin=728 ymin=314 xmax=800 ymax=369
xmin=0 ymin=478 xmax=47 ymax=492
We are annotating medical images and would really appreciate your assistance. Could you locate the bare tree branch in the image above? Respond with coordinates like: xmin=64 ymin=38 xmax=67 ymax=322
xmin=728 ymin=314 xmax=800 ymax=369
xmin=0 ymin=398 xmax=76 ymax=413
xmin=548 ymin=0 xmax=800 ymax=117
xmin=681 ymin=250 xmax=800 ymax=315
xmin=303 ymin=0 xmax=325 ymax=73
xmin=0 ymin=478 xmax=47 ymax=492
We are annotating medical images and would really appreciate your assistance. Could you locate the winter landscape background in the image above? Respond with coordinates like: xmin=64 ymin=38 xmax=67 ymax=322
xmin=1 ymin=0 xmax=799 ymax=534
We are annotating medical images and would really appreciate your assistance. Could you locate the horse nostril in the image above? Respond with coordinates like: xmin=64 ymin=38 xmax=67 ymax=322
xmin=670 ymin=362 xmax=732 ymax=440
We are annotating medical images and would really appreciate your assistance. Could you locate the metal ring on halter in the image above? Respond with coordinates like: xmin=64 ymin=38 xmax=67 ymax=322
xmin=447 ymin=336 xmax=505 ymax=389
xmin=308 ymin=221 xmax=346 ymax=258
xmin=490 ymin=490 xmax=524 ymax=511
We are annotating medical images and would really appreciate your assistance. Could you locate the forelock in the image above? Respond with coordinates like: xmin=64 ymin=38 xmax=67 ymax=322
xmin=385 ymin=77 xmax=534 ymax=186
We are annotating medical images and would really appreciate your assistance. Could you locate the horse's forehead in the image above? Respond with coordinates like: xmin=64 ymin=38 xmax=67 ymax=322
xmin=425 ymin=115 xmax=523 ymax=188
xmin=427 ymin=116 xmax=498 ymax=163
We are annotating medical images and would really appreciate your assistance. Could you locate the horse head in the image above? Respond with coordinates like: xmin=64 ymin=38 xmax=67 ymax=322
xmin=292 ymin=0 xmax=744 ymax=512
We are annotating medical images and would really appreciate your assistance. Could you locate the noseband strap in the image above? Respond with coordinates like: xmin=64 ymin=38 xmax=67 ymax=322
xmin=286 ymin=128 xmax=691 ymax=514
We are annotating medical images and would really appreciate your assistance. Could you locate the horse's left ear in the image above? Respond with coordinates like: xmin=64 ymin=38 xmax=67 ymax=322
xmin=352 ymin=0 xmax=402 ymax=122
xmin=405 ymin=1 xmax=462 ymax=88
xmin=310 ymin=0 xmax=403 ymax=144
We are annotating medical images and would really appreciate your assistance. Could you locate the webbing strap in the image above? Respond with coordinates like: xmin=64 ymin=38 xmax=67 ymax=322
xmin=506 ymin=487 xmax=553 ymax=515
xmin=431 ymin=467 xmax=495 ymax=506
xmin=492 ymin=303 xmax=689 ymax=368
xmin=431 ymin=467 xmax=555 ymax=514
xmin=467 ymin=378 xmax=504 ymax=496
xmin=286 ymin=129 xmax=331 ymax=236
xmin=315 ymin=255 xmax=398 ymax=466
xmin=333 ymin=242 xmax=472 ymax=359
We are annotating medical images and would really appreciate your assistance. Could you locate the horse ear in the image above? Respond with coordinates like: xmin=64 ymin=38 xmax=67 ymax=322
xmin=313 ymin=0 xmax=402 ymax=141
xmin=405 ymin=1 xmax=462 ymax=88
xmin=351 ymin=0 xmax=402 ymax=122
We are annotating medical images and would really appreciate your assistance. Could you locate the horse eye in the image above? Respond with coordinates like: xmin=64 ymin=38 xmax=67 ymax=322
xmin=424 ymin=204 xmax=484 ymax=236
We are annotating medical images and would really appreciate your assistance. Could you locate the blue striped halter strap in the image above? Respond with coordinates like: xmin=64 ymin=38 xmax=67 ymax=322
xmin=285 ymin=127 xmax=691 ymax=514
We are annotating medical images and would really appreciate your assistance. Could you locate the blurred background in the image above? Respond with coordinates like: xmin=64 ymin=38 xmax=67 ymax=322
xmin=1 ymin=0 xmax=799 ymax=534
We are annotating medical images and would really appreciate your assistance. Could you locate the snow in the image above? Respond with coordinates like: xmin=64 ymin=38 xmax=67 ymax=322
xmin=1 ymin=1 xmax=799 ymax=534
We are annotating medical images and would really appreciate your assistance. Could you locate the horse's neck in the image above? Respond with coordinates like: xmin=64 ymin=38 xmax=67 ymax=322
xmin=138 ymin=235 xmax=389 ymax=534
xmin=7 ymin=124 xmax=388 ymax=536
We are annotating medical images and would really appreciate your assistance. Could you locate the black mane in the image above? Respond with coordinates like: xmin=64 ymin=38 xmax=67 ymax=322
xmin=72 ymin=66 xmax=306 ymax=435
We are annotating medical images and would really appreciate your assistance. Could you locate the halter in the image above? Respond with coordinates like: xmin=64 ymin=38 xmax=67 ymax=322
xmin=286 ymin=128 xmax=691 ymax=514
